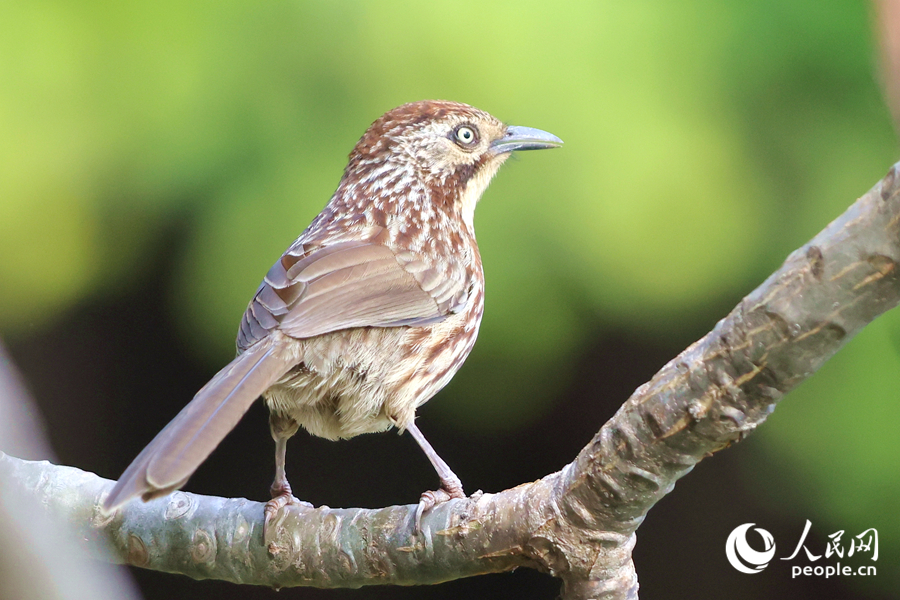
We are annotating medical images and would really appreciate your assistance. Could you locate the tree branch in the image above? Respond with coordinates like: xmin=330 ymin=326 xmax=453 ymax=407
xmin=0 ymin=342 xmax=140 ymax=600
xmin=3 ymin=163 xmax=899 ymax=599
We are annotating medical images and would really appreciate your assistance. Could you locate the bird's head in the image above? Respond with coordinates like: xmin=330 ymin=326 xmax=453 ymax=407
xmin=344 ymin=100 xmax=562 ymax=229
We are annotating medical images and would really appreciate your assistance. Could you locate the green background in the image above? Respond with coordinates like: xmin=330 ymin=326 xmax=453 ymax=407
xmin=1 ymin=1 xmax=897 ymax=598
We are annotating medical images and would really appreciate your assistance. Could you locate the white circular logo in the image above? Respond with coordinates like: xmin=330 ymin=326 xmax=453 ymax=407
xmin=726 ymin=523 xmax=776 ymax=574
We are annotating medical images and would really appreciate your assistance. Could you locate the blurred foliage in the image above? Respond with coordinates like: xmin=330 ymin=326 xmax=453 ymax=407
xmin=1 ymin=0 xmax=899 ymax=592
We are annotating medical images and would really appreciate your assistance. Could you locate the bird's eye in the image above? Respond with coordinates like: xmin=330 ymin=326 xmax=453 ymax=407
xmin=453 ymin=125 xmax=479 ymax=148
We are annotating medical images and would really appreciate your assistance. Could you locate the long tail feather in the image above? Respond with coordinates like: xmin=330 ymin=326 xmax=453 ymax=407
xmin=103 ymin=341 xmax=293 ymax=511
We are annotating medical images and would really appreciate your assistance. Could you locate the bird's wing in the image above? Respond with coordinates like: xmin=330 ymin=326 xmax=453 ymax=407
xmin=105 ymin=232 xmax=471 ymax=511
xmin=238 ymin=235 xmax=470 ymax=350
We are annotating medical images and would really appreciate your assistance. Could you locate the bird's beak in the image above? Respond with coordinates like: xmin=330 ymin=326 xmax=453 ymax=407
xmin=490 ymin=125 xmax=564 ymax=154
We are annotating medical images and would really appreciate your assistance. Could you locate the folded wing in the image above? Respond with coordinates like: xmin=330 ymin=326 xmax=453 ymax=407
xmin=106 ymin=232 xmax=471 ymax=510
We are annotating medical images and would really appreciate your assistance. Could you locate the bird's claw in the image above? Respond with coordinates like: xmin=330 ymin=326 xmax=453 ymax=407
xmin=264 ymin=492 xmax=311 ymax=523
xmin=415 ymin=479 xmax=465 ymax=532
xmin=264 ymin=492 xmax=313 ymax=550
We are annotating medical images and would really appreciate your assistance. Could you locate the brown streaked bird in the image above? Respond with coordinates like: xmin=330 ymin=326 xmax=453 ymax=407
xmin=103 ymin=100 xmax=562 ymax=525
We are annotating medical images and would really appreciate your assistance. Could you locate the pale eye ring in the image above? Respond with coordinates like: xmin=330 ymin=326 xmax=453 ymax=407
xmin=453 ymin=124 xmax=479 ymax=148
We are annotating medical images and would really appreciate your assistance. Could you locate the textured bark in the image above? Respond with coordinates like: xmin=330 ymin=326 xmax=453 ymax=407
xmin=3 ymin=163 xmax=900 ymax=599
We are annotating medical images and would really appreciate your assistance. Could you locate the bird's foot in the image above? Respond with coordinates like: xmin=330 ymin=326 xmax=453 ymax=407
xmin=264 ymin=481 xmax=313 ymax=550
xmin=415 ymin=477 xmax=465 ymax=532
xmin=264 ymin=491 xmax=312 ymax=525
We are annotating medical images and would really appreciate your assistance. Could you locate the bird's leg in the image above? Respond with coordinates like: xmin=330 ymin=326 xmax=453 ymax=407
xmin=269 ymin=432 xmax=294 ymax=498
xmin=264 ymin=413 xmax=309 ymax=531
xmin=407 ymin=422 xmax=465 ymax=529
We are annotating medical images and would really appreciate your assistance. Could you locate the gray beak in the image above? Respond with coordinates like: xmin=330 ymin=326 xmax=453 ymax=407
xmin=490 ymin=125 xmax=564 ymax=154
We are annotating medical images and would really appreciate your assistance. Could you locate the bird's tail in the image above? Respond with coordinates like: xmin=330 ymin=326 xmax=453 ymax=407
xmin=103 ymin=341 xmax=294 ymax=511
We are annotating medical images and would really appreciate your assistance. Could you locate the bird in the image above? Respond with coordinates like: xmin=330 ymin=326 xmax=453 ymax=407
xmin=103 ymin=100 xmax=562 ymax=526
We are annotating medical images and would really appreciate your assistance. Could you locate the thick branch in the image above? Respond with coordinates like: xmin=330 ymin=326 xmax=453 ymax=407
xmin=552 ymin=162 xmax=900 ymax=596
xmin=0 ymin=454 xmax=566 ymax=587
xmin=3 ymin=164 xmax=900 ymax=599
